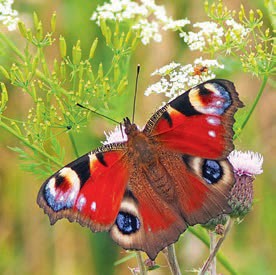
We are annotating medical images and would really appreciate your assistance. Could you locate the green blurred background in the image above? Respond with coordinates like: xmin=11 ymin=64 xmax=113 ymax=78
xmin=0 ymin=0 xmax=275 ymax=274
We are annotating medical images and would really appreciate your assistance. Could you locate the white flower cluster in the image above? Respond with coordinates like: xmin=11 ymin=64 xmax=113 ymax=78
xmin=91 ymin=0 xmax=190 ymax=45
xmin=145 ymin=58 xmax=224 ymax=99
xmin=225 ymin=19 xmax=250 ymax=40
xmin=0 ymin=0 xmax=18 ymax=31
xmin=180 ymin=19 xmax=249 ymax=52
xmin=180 ymin=21 xmax=224 ymax=51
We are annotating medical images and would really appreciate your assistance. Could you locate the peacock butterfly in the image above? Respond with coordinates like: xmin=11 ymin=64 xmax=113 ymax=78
xmin=37 ymin=79 xmax=243 ymax=260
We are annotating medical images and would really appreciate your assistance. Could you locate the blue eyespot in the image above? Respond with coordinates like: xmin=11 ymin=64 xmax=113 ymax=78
xmin=202 ymin=160 xmax=223 ymax=184
xmin=116 ymin=212 xmax=140 ymax=234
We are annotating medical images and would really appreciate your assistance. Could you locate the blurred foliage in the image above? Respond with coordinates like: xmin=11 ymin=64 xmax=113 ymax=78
xmin=0 ymin=0 xmax=275 ymax=275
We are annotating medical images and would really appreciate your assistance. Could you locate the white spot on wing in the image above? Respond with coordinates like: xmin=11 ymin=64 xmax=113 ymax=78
xmin=207 ymin=116 xmax=221 ymax=126
xmin=208 ymin=130 xmax=216 ymax=138
xmin=91 ymin=201 xmax=97 ymax=211
xmin=59 ymin=195 xmax=64 ymax=202
xmin=76 ymin=195 xmax=86 ymax=211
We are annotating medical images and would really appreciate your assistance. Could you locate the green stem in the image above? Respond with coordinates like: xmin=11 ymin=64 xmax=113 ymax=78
xmin=0 ymin=33 xmax=68 ymax=97
xmin=209 ymin=231 xmax=217 ymax=275
xmin=200 ymin=220 xmax=234 ymax=275
xmin=188 ymin=227 xmax=238 ymax=275
xmin=35 ymin=69 xmax=68 ymax=96
xmin=267 ymin=0 xmax=276 ymax=31
xmin=163 ymin=244 xmax=182 ymax=275
xmin=136 ymin=252 xmax=147 ymax=275
xmin=234 ymin=75 xmax=268 ymax=139
xmin=68 ymin=131 xmax=79 ymax=158
xmin=0 ymin=120 xmax=63 ymax=167
xmin=0 ymin=33 xmax=25 ymax=60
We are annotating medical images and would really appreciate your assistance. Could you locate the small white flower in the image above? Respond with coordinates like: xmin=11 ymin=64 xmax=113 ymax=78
xmin=163 ymin=18 xmax=190 ymax=31
xmin=194 ymin=57 xmax=224 ymax=69
xmin=151 ymin=62 xmax=180 ymax=76
xmin=180 ymin=21 xmax=224 ymax=51
xmin=144 ymin=78 xmax=169 ymax=96
xmin=91 ymin=0 xmax=189 ymax=45
xmin=145 ymin=58 xmax=224 ymax=100
xmin=226 ymin=19 xmax=250 ymax=40
xmin=228 ymin=150 xmax=264 ymax=177
xmin=0 ymin=0 xmax=19 ymax=31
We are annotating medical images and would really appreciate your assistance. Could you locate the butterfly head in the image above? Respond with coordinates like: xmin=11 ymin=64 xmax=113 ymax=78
xmin=123 ymin=117 xmax=138 ymax=137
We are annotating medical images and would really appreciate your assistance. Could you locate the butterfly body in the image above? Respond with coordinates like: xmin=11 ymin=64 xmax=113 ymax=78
xmin=38 ymin=79 xmax=243 ymax=259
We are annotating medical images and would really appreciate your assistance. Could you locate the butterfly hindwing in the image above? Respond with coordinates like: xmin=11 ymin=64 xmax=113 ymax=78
xmin=110 ymin=171 xmax=187 ymax=260
xmin=37 ymin=144 xmax=129 ymax=231
xmin=160 ymin=151 xmax=234 ymax=225
xmin=109 ymin=148 xmax=234 ymax=260
xmin=144 ymin=79 xmax=243 ymax=159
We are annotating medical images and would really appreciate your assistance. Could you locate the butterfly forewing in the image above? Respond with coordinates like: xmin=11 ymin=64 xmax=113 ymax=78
xmin=37 ymin=144 xmax=129 ymax=231
xmin=144 ymin=79 xmax=243 ymax=159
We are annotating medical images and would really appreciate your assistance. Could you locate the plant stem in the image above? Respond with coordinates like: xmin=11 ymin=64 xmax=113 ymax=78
xmin=68 ymin=131 xmax=79 ymax=158
xmin=234 ymin=75 xmax=268 ymax=139
xmin=163 ymin=244 xmax=182 ymax=275
xmin=0 ymin=33 xmax=25 ymax=60
xmin=188 ymin=227 xmax=238 ymax=274
xmin=199 ymin=219 xmax=234 ymax=275
xmin=209 ymin=231 xmax=217 ymax=275
xmin=136 ymin=252 xmax=147 ymax=275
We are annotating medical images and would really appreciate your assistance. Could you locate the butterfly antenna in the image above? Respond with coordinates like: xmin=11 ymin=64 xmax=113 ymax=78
xmin=76 ymin=103 xmax=120 ymax=124
xmin=132 ymin=64 xmax=140 ymax=123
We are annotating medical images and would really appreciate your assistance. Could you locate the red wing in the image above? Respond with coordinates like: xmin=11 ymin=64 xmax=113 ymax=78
xmin=143 ymin=79 xmax=243 ymax=159
xmin=159 ymin=152 xmax=234 ymax=226
xmin=110 ymin=180 xmax=187 ymax=260
xmin=37 ymin=144 xmax=129 ymax=232
xmin=109 ymin=148 xmax=235 ymax=260
xmin=110 ymin=151 xmax=235 ymax=260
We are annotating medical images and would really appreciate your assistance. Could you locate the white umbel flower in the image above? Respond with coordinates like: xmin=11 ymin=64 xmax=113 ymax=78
xmin=91 ymin=0 xmax=190 ymax=45
xmin=181 ymin=21 xmax=224 ymax=51
xmin=145 ymin=58 xmax=224 ymax=99
xmin=0 ymin=0 xmax=19 ymax=31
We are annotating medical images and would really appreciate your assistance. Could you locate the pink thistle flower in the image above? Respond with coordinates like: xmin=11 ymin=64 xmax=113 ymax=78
xmin=228 ymin=150 xmax=263 ymax=177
